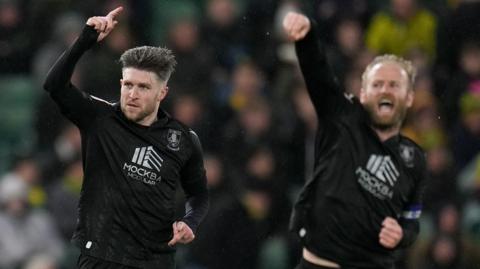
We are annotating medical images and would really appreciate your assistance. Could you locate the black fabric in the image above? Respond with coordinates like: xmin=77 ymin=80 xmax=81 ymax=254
xmin=289 ymin=21 xmax=427 ymax=269
xmin=44 ymin=25 xmax=208 ymax=267
xmin=295 ymin=258 xmax=397 ymax=269
xmin=77 ymin=253 xmax=175 ymax=269
xmin=296 ymin=258 xmax=338 ymax=269
xmin=77 ymin=254 xmax=138 ymax=269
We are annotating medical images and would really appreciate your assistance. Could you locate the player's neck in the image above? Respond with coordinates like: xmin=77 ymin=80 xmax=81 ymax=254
xmin=136 ymin=105 xmax=161 ymax=126
xmin=373 ymin=126 xmax=400 ymax=142
xmin=137 ymin=113 xmax=158 ymax=126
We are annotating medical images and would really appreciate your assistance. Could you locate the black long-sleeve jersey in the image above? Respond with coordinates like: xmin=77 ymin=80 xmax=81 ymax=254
xmin=289 ymin=23 xmax=427 ymax=269
xmin=43 ymin=26 xmax=209 ymax=268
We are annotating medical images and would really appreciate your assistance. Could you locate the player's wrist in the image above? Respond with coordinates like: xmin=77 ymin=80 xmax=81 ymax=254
xmin=179 ymin=219 xmax=194 ymax=232
xmin=78 ymin=25 xmax=100 ymax=48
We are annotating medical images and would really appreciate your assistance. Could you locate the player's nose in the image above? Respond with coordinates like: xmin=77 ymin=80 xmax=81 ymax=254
xmin=128 ymin=87 xmax=139 ymax=98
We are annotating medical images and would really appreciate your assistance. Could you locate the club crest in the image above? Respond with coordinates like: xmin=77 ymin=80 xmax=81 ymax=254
xmin=399 ymin=144 xmax=414 ymax=167
xmin=167 ymin=129 xmax=182 ymax=151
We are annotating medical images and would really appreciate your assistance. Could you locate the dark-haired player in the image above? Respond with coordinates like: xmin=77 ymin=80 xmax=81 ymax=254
xmin=43 ymin=7 xmax=208 ymax=269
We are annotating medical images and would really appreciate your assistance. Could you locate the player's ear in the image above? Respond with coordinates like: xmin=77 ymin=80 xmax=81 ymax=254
xmin=158 ymin=85 xmax=168 ymax=102
xmin=359 ymin=88 xmax=366 ymax=104
xmin=406 ymin=89 xmax=414 ymax=108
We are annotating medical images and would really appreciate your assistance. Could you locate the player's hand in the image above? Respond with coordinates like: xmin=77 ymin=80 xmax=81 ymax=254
xmin=282 ymin=11 xmax=311 ymax=41
xmin=168 ymin=221 xmax=195 ymax=246
xmin=86 ymin=6 xmax=123 ymax=42
xmin=379 ymin=217 xmax=403 ymax=249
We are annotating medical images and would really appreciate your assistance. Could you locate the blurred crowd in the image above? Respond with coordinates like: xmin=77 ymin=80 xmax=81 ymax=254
xmin=1 ymin=0 xmax=480 ymax=268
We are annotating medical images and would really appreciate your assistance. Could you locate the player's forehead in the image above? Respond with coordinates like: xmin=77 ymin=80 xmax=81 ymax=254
xmin=366 ymin=62 xmax=409 ymax=83
xmin=122 ymin=67 xmax=161 ymax=84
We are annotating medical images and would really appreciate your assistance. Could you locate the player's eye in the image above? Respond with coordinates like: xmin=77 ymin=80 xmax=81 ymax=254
xmin=136 ymin=83 xmax=150 ymax=90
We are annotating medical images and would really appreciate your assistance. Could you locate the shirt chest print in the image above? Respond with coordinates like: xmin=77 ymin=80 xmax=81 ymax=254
xmin=123 ymin=145 xmax=164 ymax=185
xmin=355 ymin=154 xmax=400 ymax=200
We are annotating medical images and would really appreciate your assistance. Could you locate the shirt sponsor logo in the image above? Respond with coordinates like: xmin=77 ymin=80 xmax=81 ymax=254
xmin=131 ymin=146 xmax=163 ymax=172
xmin=356 ymin=155 xmax=400 ymax=200
xmin=366 ymin=155 xmax=399 ymax=186
xmin=123 ymin=146 xmax=163 ymax=185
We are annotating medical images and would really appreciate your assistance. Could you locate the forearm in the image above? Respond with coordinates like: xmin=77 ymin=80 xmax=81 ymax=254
xmin=43 ymin=25 xmax=98 ymax=92
xmin=295 ymin=21 xmax=329 ymax=80
xmin=397 ymin=219 xmax=419 ymax=248
xmin=180 ymin=131 xmax=209 ymax=233
xmin=182 ymin=189 xmax=209 ymax=233
xmin=295 ymin=20 xmax=343 ymax=115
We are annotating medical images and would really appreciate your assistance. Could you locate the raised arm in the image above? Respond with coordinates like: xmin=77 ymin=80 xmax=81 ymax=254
xmin=44 ymin=6 xmax=123 ymax=92
xmin=43 ymin=7 xmax=123 ymax=127
xmin=283 ymin=12 xmax=349 ymax=118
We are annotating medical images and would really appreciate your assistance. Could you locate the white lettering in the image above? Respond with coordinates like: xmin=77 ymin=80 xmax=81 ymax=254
xmin=356 ymin=167 xmax=393 ymax=199
xmin=123 ymin=163 xmax=162 ymax=184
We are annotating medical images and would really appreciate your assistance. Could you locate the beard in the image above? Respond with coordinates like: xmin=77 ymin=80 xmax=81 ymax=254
xmin=363 ymin=101 xmax=409 ymax=131
xmin=121 ymin=101 xmax=158 ymax=124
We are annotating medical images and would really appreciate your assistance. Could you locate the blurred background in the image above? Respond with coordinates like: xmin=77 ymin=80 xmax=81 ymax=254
xmin=0 ymin=0 xmax=480 ymax=268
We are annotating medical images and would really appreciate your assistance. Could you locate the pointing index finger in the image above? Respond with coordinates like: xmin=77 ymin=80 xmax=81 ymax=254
xmin=107 ymin=6 xmax=123 ymax=19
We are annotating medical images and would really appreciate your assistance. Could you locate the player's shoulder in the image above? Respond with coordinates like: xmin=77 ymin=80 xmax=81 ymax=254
xmin=90 ymin=95 xmax=116 ymax=107
xmin=82 ymin=95 xmax=116 ymax=122
xmin=398 ymin=135 xmax=427 ymax=170
xmin=87 ymin=95 xmax=117 ymax=116
xmin=168 ymin=118 xmax=195 ymax=137
xmin=340 ymin=93 xmax=369 ymax=123
xmin=398 ymin=135 xmax=425 ymax=154
xmin=167 ymin=119 xmax=202 ymax=150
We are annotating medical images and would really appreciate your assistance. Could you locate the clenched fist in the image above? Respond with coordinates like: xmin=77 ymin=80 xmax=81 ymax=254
xmin=282 ymin=11 xmax=311 ymax=41
xmin=379 ymin=217 xmax=403 ymax=249
xmin=168 ymin=221 xmax=195 ymax=246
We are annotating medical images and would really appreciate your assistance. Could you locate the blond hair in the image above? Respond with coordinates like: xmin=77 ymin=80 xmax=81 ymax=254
xmin=361 ymin=54 xmax=417 ymax=90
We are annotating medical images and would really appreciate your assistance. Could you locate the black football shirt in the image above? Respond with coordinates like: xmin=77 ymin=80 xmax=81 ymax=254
xmin=290 ymin=23 xmax=427 ymax=269
xmin=44 ymin=26 xmax=209 ymax=268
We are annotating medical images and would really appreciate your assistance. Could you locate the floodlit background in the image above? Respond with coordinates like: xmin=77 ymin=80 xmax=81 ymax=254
xmin=0 ymin=0 xmax=480 ymax=268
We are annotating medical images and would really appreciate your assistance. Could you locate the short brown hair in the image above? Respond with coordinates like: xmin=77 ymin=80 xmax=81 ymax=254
xmin=119 ymin=46 xmax=177 ymax=82
xmin=361 ymin=54 xmax=416 ymax=90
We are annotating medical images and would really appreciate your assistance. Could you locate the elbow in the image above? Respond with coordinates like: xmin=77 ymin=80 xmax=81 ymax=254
xmin=43 ymin=66 xmax=63 ymax=92
xmin=43 ymin=75 xmax=65 ymax=93
xmin=43 ymin=75 xmax=54 ymax=93
xmin=43 ymin=81 xmax=52 ymax=93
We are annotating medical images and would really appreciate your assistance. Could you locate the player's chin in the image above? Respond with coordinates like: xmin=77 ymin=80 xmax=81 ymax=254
xmin=375 ymin=109 xmax=396 ymax=120
xmin=124 ymin=111 xmax=142 ymax=122
xmin=122 ymin=105 xmax=136 ymax=115
xmin=372 ymin=116 xmax=397 ymax=130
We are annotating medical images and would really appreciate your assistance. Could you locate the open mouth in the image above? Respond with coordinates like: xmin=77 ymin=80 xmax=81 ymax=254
xmin=378 ymin=99 xmax=394 ymax=112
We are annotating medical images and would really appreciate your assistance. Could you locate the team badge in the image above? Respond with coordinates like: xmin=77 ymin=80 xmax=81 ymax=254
xmin=399 ymin=144 xmax=414 ymax=167
xmin=167 ymin=129 xmax=182 ymax=151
